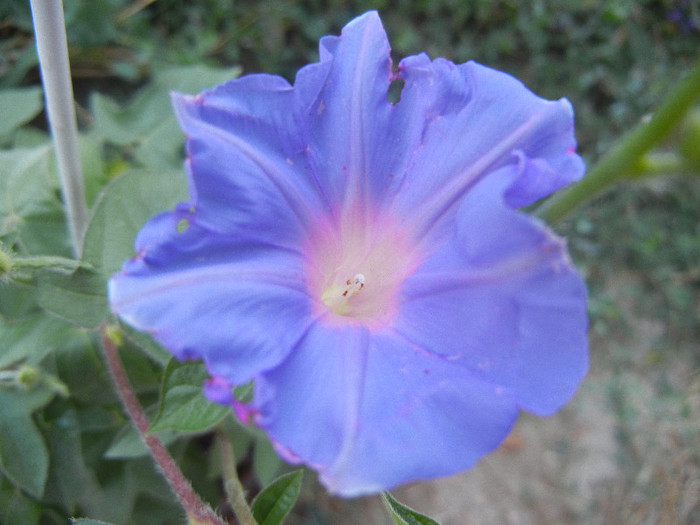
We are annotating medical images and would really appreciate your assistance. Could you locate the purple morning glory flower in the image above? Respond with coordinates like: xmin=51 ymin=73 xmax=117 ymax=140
xmin=109 ymin=11 xmax=587 ymax=496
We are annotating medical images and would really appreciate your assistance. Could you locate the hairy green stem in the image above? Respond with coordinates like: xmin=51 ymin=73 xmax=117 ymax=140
xmin=219 ymin=432 xmax=258 ymax=525
xmin=537 ymin=57 xmax=700 ymax=224
xmin=29 ymin=0 xmax=88 ymax=256
xmin=100 ymin=325 xmax=227 ymax=525
xmin=12 ymin=255 xmax=89 ymax=271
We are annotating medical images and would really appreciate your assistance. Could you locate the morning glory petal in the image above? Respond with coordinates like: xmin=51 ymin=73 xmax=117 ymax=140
xmin=109 ymin=213 xmax=314 ymax=384
xmin=303 ymin=11 xmax=395 ymax=210
xmin=254 ymin=323 xmax=367 ymax=471
xmin=389 ymin=57 xmax=583 ymax=237
xmin=395 ymin=165 xmax=588 ymax=415
xmin=109 ymin=10 xmax=589 ymax=497
xmin=255 ymin=323 xmax=518 ymax=496
xmin=172 ymin=76 xmax=326 ymax=244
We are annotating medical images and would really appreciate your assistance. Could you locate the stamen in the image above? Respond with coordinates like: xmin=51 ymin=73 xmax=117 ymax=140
xmin=307 ymin=208 xmax=421 ymax=324
xmin=341 ymin=274 xmax=365 ymax=297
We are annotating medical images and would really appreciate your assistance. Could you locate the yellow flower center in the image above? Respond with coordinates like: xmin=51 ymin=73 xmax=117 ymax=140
xmin=304 ymin=207 xmax=422 ymax=328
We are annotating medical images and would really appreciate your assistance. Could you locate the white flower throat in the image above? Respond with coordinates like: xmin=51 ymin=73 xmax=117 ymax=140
xmin=305 ymin=207 xmax=421 ymax=326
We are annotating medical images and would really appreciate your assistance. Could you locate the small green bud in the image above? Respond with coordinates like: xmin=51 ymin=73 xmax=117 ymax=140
xmin=17 ymin=366 xmax=41 ymax=388
xmin=104 ymin=324 xmax=124 ymax=347
xmin=0 ymin=243 xmax=12 ymax=277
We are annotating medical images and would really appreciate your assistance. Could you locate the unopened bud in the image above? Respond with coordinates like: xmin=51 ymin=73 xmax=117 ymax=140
xmin=104 ymin=324 xmax=124 ymax=347
xmin=17 ymin=366 xmax=41 ymax=388
xmin=0 ymin=244 xmax=12 ymax=277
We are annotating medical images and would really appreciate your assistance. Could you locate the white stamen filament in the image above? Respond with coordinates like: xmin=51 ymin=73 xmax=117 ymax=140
xmin=341 ymin=274 xmax=365 ymax=297
xmin=321 ymin=273 xmax=367 ymax=316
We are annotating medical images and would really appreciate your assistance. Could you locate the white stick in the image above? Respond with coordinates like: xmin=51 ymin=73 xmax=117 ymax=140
xmin=30 ymin=0 xmax=87 ymax=257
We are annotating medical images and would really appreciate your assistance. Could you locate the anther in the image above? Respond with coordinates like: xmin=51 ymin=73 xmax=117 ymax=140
xmin=341 ymin=273 xmax=365 ymax=297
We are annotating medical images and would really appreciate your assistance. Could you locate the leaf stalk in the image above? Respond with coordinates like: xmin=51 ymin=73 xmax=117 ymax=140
xmin=537 ymin=57 xmax=700 ymax=224
xmin=100 ymin=325 xmax=227 ymax=525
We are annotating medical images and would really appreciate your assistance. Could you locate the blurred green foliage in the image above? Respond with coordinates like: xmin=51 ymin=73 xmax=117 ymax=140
xmin=2 ymin=0 xmax=699 ymax=154
xmin=0 ymin=65 xmax=253 ymax=525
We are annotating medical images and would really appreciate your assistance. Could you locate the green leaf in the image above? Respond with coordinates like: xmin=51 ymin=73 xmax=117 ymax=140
xmin=0 ymin=314 xmax=82 ymax=369
xmin=131 ymin=492 xmax=183 ymax=525
xmin=36 ymin=267 xmax=109 ymax=328
xmin=0 ymin=87 xmax=43 ymax=136
xmin=117 ymin=336 xmax=164 ymax=390
xmin=254 ymin=436 xmax=282 ymax=488
xmin=75 ymin=406 xmax=121 ymax=433
xmin=70 ymin=519 xmax=118 ymax=525
xmin=0 ymin=477 xmax=43 ymax=525
xmin=103 ymin=423 xmax=149 ymax=459
xmin=0 ymin=387 xmax=54 ymax=498
xmin=0 ymin=40 xmax=37 ymax=89
xmin=0 ymin=278 xmax=41 ymax=320
xmin=382 ymin=492 xmax=442 ymax=525
xmin=53 ymin=338 xmax=115 ymax=406
xmin=70 ymin=456 xmax=174 ymax=525
xmin=149 ymin=359 xmax=230 ymax=433
xmin=120 ymin=323 xmax=171 ymax=367
xmin=78 ymin=134 xmax=108 ymax=208
xmin=42 ymin=405 xmax=93 ymax=510
xmin=0 ymin=144 xmax=71 ymax=256
xmin=82 ymin=168 xmax=188 ymax=280
xmin=251 ymin=470 xmax=304 ymax=525
xmin=13 ymin=127 xmax=50 ymax=148
xmin=105 ymin=417 xmax=177 ymax=459
xmin=91 ymin=65 xmax=240 ymax=169
xmin=153 ymin=65 xmax=243 ymax=98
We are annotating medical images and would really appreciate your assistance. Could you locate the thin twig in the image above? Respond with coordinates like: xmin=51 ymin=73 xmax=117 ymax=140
xmin=117 ymin=0 xmax=158 ymax=24
xmin=100 ymin=325 xmax=227 ymax=525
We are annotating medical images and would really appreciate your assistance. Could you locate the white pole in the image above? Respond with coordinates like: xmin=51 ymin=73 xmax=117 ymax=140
xmin=30 ymin=0 xmax=88 ymax=257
